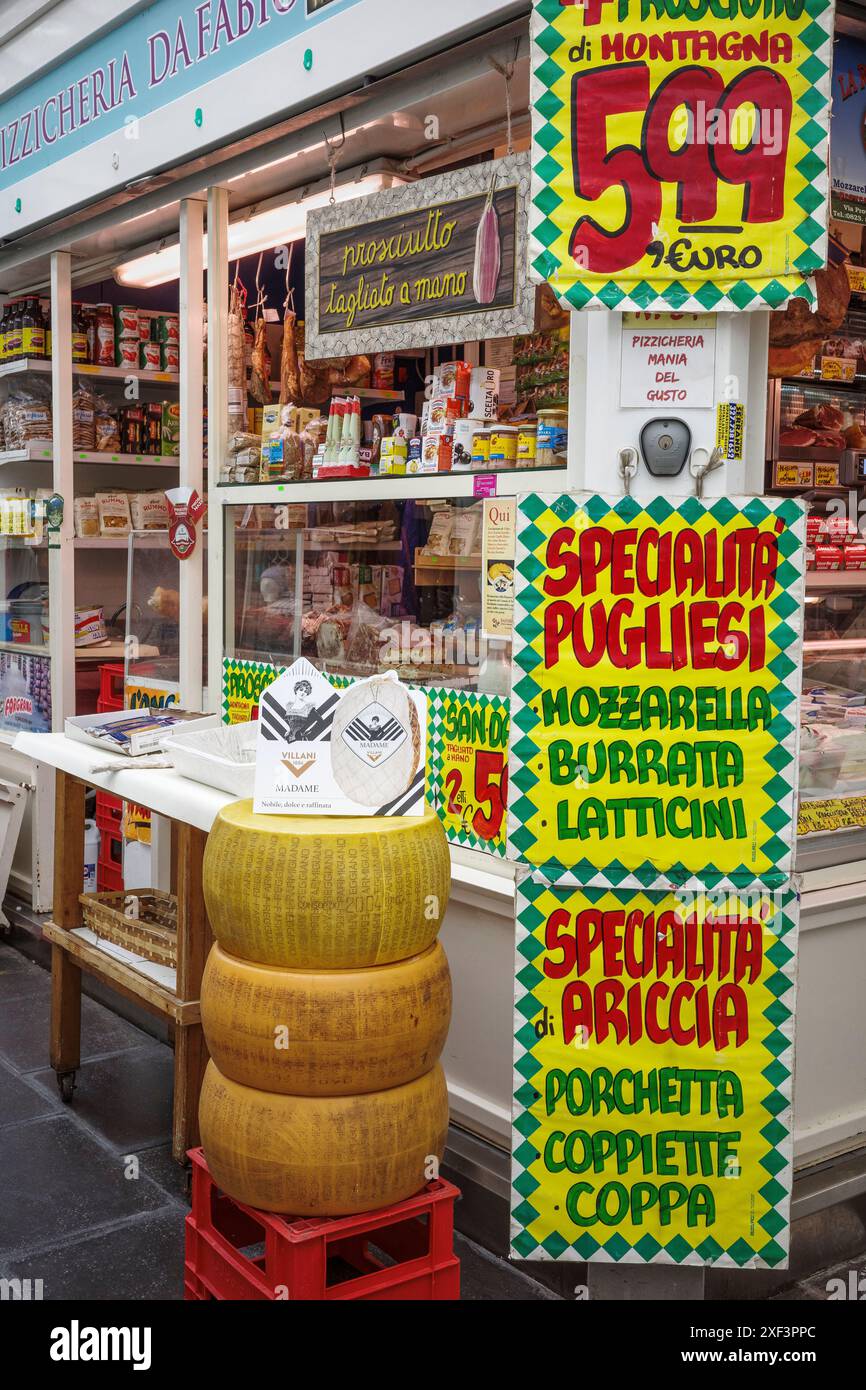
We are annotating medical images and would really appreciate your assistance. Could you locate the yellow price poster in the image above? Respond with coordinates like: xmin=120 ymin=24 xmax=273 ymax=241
xmin=512 ymin=878 xmax=799 ymax=1266
xmin=798 ymin=795 xmax=866 ymax=836
xmin=530 ymin=0 xmax=832 ymax=311
xmin=429 ymin=689 xmax=510 ymax=856
xmin=508 ymin=494 xmax=805 ymax=890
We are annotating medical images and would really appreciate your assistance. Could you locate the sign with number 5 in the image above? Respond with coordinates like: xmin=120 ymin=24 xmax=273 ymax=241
xmin=530 ymin=0 xmax=834 ymax=313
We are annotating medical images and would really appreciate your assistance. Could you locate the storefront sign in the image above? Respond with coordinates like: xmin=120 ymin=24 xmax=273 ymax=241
xmin=254 ymin=660 xmax=427 ymax=817
xmin=508 ymin=493 xmax=806 ymax=890
xmin=511 ymin=877 xmax=799 ymax=1268
xmin=304 ymin=154 xmax=535 ymax=358
xmin=798 ymin=796 xmax=866 ymax=836
xmin=482 ymin=499 xmax=516 ymax=639
xmin=0 ymin=0 xmax=363 ymax=197
xmin=530 ymin=0 xmax=832 ymax=312
xmin=621 ymin=314 xmax=715 ymax=409
xmin=428 ymin=689 xmax=510 ymax=856
xmin=831 ymin=33 xmax=866 ymax=223
xmin=774 ymin=462 xmax=813 ymax=489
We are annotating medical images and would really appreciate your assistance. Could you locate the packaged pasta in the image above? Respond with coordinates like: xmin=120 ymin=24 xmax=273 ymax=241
xmin=96 ymin=492 xmax=132 ymax=537
xmin=73 ymin=497 xmax=100 ymax=538
xmin=129 ymin=491 xmax=169 ymax=531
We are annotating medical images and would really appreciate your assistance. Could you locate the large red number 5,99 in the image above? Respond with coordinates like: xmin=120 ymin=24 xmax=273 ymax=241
xmin=569 ymin=61 xmax=792 ymax=274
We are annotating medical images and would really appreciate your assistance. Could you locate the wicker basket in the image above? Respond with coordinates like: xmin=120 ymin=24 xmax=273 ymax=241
xmin=79 ymin=889 xmax=178 ymax=968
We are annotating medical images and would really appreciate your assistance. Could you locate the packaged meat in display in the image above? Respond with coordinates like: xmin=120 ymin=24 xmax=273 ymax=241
xmin=779 ymin=427 xmax=817 ymax=448
xmin=844 ymin=543 xmax=866 ymax=570
xmin=249 ymin=317 xmax=272 ymax=405
xmin=806 ymin=514 xmax=826 ymax=545
xmin=824 ymin=516 xmax=858 ymax=543
xmin=228 ymin=281 xmax=247 ymax=435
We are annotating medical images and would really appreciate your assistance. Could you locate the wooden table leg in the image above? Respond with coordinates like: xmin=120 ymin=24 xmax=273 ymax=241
xmin=50 ymin=772 xmax=86 ymax=1099
xmin=172 ymin=823 xmax=213 ymax=1162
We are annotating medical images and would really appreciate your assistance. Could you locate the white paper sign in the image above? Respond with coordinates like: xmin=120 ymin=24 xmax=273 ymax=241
xmin=620 ymin=312 xmax=716 ymax=409
xmin=253 ymin=660 xmax=427 ymax=817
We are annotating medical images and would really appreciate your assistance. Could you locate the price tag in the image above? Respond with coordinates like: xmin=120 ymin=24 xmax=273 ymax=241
xmin=530 ymin=0 xmax=833 ymax=311
xmin=428 ymin=690 xmax=510 ymax=856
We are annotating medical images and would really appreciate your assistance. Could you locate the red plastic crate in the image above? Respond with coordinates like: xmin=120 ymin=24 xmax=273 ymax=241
xmin=184 ymin=1147 xmax=460 ymax=1301
xmin=94 ymin=791 xmax=123 ymax=838
xmin=96 ymin=827 xmax=124 ymax=893
xmin=98 ymin=663 xmax=125 ymax=712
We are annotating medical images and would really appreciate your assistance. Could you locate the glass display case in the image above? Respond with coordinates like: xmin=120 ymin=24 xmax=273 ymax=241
xmin=224 ymin=497 xmax=505 ymax=693
xmin=0 ymin=492 xmax=51 ymax=734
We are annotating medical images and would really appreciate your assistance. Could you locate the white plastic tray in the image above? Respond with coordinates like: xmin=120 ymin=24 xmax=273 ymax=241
xmin=160 ymin=721 xmax=258 ymax=798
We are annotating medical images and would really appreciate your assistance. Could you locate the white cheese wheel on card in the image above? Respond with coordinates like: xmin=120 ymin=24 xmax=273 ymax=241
xmin=199 ymin=1060 xmax=449 ymax=1216
xmin=202 ymin=801 xmax=450 ymax=968
xmin=329 ymin=677 xmax=421 ymax=808
xmin=200 ymin=942 xmax=452 ymax=1095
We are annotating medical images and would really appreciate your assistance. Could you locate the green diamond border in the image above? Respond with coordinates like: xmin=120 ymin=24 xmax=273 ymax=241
xmin=509 ymin=874 xmax=800 ymax=1269
xmin=426 ymin=687 xmax=510 ymax=856
xmin=528 ymin=2 xmax=832 ymax=311
xmin=506 ymin=494 xmax=805 ymax=891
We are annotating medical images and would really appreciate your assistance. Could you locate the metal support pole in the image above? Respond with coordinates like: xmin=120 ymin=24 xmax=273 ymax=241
xmin=179 ymin=196 xmax=205 ymax=710
xmin=49 ymin=251 xmax=75 ymax=729
xmin=206 ymin=185 xmax=229 ymax=714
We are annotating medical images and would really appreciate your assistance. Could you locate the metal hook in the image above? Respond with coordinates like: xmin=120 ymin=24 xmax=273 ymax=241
xmin=690 ymin=445 xmax=724 ymax=499
xmin=618 ymin=447 xmax=638 ymax=496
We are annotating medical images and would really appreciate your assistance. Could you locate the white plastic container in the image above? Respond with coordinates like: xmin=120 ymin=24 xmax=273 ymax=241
xmin=160 ymin=721 xmax=258 ymax=797
xmin=83 ymin=819 xmax=100 ymax=894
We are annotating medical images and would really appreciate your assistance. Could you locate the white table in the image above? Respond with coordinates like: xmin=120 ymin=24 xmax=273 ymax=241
xmin=13 ymin=730 xmax=236 ymax=1161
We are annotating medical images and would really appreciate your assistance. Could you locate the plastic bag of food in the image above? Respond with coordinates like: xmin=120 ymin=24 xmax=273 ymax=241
xmin=2 ymin=380 xmax=53 ymax=447
xmin=72 ymin=382 xmax=97 ymax=451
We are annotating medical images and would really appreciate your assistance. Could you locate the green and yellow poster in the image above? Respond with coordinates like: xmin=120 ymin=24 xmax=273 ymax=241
xmin=512 ymin=877 xmax=799 ymax=1267
xmin=530 ymin=0 xmax=833 ymax=311
xmin=508 ymin=494 xmax=806 ymax=891
xmin=428 ymin=689 xmax=511 ymax=856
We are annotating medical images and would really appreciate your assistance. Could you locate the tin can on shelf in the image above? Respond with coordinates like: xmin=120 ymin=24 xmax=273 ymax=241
xmin=537 ymin=409 xmax=568 ymax=467
xmin=115 ymin=339 xmax=139 ymax=370
xmin=161 ymin=342 xmax=179 ymax=373
xmin=114 ymin=305 xmax=140 ymax=341
xmin=140 ymin=340 xmax=161 ymax=372
xmin=517 ymin=424 xmax=538 ymax=465
xmin=471 ymin=428 xmax=491 ymax=467
xmin=489 ymin=425 xmax=518 ymax=467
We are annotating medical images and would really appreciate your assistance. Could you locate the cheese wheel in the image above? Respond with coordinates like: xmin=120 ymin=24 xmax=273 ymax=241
xmin=199 ymin=1061 xmax=449 ymax=1216
xmin=203 ymin=801 xmax=450 ymax=968
xmin=200 ymin=942 xmax=452 ymax=1095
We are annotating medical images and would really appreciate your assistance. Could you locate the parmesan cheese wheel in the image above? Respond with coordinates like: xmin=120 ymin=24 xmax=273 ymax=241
xmin=199 ymin=1060 xmax=449 ymax=1216
xmin=200 ymin=942 xmax=452 ymax=1095
xmin=203 ymin=802 xmax=450 ymax=968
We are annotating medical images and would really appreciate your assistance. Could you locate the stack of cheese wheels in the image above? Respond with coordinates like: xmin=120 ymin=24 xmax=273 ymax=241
xmin=199 ymin=800 xmax=452 ymax=1216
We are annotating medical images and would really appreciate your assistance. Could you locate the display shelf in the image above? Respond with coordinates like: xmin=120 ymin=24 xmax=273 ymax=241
xmin=329 ymin=388 xmax=405 ymax=401
xmin=0 ymin=443 xmax=179 ymax=467
xmin=0 ymin=639 xmax=48 ymax=657
xmin=806 ymin=571 xmax=866 ymax=589
xmin=0 ymin=358 xmax=179 ymax=386
xmin=216 ymin=465 xmax=568 ymax=503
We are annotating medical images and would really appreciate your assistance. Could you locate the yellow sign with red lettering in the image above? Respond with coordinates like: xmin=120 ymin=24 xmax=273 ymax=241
xmin=530 ymin=0 xmax=832 ymax=311
xmin=507 ymin=494 xmax=806 ymax=890
xmin=511 ymin=879 xmax=799 ymax=1267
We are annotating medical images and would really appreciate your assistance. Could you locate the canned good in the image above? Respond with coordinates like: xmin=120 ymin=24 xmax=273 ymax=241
xmin=489 ymin=425 xmax=518 ymax=467
xmin=161 ymin=342 xmax=180 ymax=374
xmin=157 ymin=314 xmax=179 ymax=345
xmin=115 ymin=339 xmax=139 ymax=370
xmin=138 ymin=313 xmax=152 ymax=343
xmin=140 ymin=340 xmax=161 ymax=372
xmin=452 ymin=419 xmax=481 ymax=470
xmin=114 ymin=305 xmax=140 ymax=340
xmin=537 ymin=409 xmax=568 ymax=467
xmin=517 ymin=424 xmax=538 ymax=465
xmin=471 ymin=429 xmax=491 ymax=466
